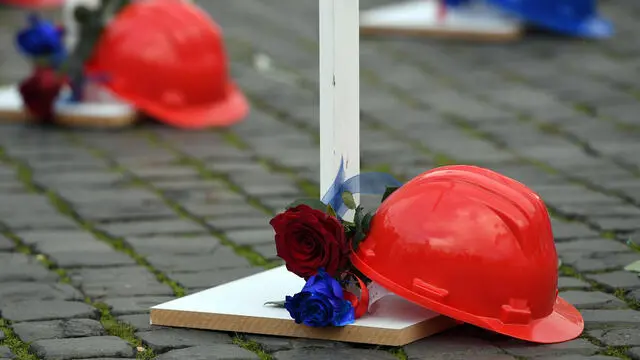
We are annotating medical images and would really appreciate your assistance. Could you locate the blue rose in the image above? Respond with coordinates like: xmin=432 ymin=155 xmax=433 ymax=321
xmin=284 ymin=269 xmax=355 ymax=327
xmin=16 ymin=14 xmax=66 ymax=67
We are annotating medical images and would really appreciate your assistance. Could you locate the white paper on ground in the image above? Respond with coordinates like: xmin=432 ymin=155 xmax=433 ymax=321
xmin=360 ymin=0 xmax=521 ymax=34
xmin=152 ymin=265 xmax=441 ymax=330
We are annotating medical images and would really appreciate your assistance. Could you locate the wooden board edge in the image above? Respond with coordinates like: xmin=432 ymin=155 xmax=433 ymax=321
xmin=150 ymin=309 xmax=458 ymax=346
xmin=56 ymin=112 xmax=140 ymax=128
xmin=0 ymin=108 xmax=140 ymax=128
xmin=360 ymin=25 xmax=524 ymax=42
xmin=0 ymin=109 xmax=36 ymax=123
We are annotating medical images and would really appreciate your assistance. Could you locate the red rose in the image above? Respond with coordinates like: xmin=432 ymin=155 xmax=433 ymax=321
xmin=270 ymin=204 xmax=349 ymax=279
xmin=19 ymin=67 xmax=65 ymax=120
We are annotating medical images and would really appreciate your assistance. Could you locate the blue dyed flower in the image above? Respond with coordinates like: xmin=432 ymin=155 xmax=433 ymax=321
xmin=16 ymin=14 xmax=66 ymax=67
xmin=284 ymin=269 xmax=355 ymax=327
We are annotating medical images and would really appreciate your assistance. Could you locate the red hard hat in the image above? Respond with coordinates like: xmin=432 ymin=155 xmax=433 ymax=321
xmin=85 ymin=0 xmax=248 ymax=129
xmin=1 ymin=0 xmax=63 ymax=8
xmin=351 ymin=165 xmax=584 ymax=343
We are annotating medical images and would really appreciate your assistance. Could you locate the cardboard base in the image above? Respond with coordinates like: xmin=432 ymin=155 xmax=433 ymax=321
xmin=151 ymin=266 xmax=457 ymax=346
xmin=360 ymin=0 xmax=523 ymax=42
xmin=0 ymin=85 xmax=138 ymax=128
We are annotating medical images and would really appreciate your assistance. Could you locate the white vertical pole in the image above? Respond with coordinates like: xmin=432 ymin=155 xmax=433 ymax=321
xmin=319 ymin=0 xmax=360 ymax=221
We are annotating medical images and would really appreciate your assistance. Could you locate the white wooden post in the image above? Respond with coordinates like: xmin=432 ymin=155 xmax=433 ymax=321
xmin=319 ymin=0 xmax=360 ymax=221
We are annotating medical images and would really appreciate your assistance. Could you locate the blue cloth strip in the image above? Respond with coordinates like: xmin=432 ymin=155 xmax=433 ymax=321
xmin=321 ymin=157 xmax=403 ymax=217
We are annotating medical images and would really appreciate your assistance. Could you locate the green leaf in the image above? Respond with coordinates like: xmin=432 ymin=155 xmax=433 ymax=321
xmin=381 ymin=186 xmax=400 ymax=202
xmin=362 ymin=213 xmax=374 ymax=233
xmin=352 ymin=231 xmax=367 ymax=251
xmin=557 ymin=258 xmax=562 ymax=269
xmin=341 ymin=191 xmax=357 ymax=210
xmin=624 ymin=260 xmax=640 ymax=273
xmin=327 ymin=204 xmax=337 ymax=218
xmin=264 ymin=301 xmax=286 ymax=308
xmin=285 ymin=199 xmax=328 ymax=212
xmin=353 ymin=206 xmax=365 ymax=232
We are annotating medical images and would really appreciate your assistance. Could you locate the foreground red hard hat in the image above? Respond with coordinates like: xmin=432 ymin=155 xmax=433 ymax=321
xmin=351 ymin=165 xmax=583 ymax=343
xmin=1 ymin=0 xmax=63 ymax=8
xmin=85 ymin=0 xmax=248 ymax=129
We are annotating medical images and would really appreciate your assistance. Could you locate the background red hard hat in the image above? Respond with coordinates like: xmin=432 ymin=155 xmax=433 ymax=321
xmin=351 ymin=165 xmax=584 ymax=343
xmin=85 ymin=0 xmax=249 ymax=129
xmin=1 ymin=0 xmax=63 ymax=8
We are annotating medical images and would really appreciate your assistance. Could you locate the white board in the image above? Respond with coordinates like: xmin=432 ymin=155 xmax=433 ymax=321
xmin=150 ymin=266 xmax=456 ymax=345
xmin=360 ymin=0 xmax=523 ymax=41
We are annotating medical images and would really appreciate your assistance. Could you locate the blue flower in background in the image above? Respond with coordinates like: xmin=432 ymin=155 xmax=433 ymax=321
xmin=284 ymin=269 xmax=355 ymax=327
xmin=16 ymin=13 xmax=66 ymax=67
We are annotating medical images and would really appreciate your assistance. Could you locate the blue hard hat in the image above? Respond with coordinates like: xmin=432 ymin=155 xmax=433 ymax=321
xmin=484 ymin=0 xmax=613 ymax=38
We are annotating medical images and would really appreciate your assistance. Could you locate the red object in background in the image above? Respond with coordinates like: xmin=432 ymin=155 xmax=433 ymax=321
xmin=85 ymin=0 xmax=249 ymax=129
xmin=0 ymin=0 xmax=64 ymax=8
xmin=351 ymin=165 xmax=584 ymax=344
xmin=19 ymin=67 xmax=66 ymax=120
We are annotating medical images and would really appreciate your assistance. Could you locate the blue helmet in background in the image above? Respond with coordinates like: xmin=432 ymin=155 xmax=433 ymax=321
xmin=483 ymin=0 xmax=613 ymax=38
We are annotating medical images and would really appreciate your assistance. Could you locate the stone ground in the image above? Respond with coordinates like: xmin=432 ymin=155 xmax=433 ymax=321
xmin=1 ymin=0 xmax=640 ymax=359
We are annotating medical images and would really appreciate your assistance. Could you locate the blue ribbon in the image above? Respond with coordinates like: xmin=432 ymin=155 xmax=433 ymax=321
xmin=320 ymin=157 xmax=403 ymax=217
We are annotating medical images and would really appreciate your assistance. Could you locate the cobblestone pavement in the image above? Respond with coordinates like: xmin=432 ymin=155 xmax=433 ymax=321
xmin=1 ymin=0 xmax=640 ymax=359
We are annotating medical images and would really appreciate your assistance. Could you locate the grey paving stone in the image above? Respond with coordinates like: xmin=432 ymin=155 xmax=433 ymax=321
xmin=627 ymin=289 xmax=640 ymax=304
xmin=29 ymin=336 xmax=135 ymax=360
xmin=146 ymin=247 xmax=251 ymax=272
xmin=151 ymin=179 xmax=229 ymax=191
xmin=586 ymin=271 xmax=640 ymax=290
xmin=1 ymin=300 xmax=99 ymax=323
xmin=589 ymin=328 xmax=640 ymax=347
xmin=628 ymin=347 xmax=640 ymax=360
xmin=0 ymin=253 xmax=58 ymax=283
xmin=582 ymin=310 xmax=640 ymax=328
xmin=590 ymin=217 xmax=640 ymax=232
xmin=246 ymin=335 xmax=349 ymax=353
xmin=0 ymin=282 xmax=83 ymax=304
xmin=0 ymin=346 xmax=12 ymax=358
xmin=274 ymin=348 xmax=398 ymax=360
xmin=560 ymin=291 xmax=627 ymax=309
xmin=117 ymin=314 xmax=155 ymax=332
xmin=69 ymin=267 xmax=175 ymax=298
xmin=12 ymin=319 xmax=105 ymax=342
xmin=98 ymin=219 xmax=206 ymax=237
xmin=76 ymin=204 xmax=176 ymax=222
xmin=224 ymin=229 xmax=274 ymax=246
xmin=188 ymin=203 xmax=269 ymax=218
xmin=558 ymin=277 xmax=592 ymax=290
xmin=498 ymin=338 xmax=599 ymax=357
xmin=125 ymin=235 xmax=220 ymax=255
xmin=405 ymin=332 xmax=504 ymax=360
xmin=0 ymin=235 xmax=14 ymax=251
xmin=103 ymin=296 xmax=176 ymax=316
xmin=136 ymin=328 xmax=233 ymax=353
xmin=34 ymin=171 xmax=128 ymax=188
xmin=47 ymin=251 xmax=137 ymax=268
xmin=206 ymin=216 xmax=271 ymax=231
xmin=561 ymin=251 xmax=640 ymax=273
xmin=556 ymin=239 xmax=631 ymax=254
xmin=57 ymin=188 xmax=160 ymax=205
xmin=551 ymin=221 xmax=600 ymax=240
xmin=155 ymin=344 xmax=259 ymax=360
xmin=130 ymin=166 xmax=200 ymax=179
xmin=252 ymin=244 xmax=278 ymax=260
xmin=15 ymin=230 xmax=119 ymax=254
xmin=64 ymin=358 xmax=135 ymax=360
xmin=171 ymin=267 xmax=263 ymax=289
xmin=535 ymin=356 xmax=621 ymax=360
